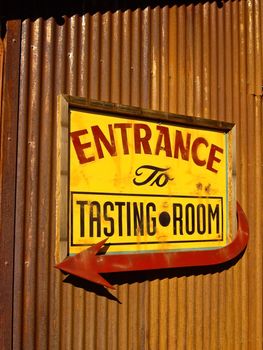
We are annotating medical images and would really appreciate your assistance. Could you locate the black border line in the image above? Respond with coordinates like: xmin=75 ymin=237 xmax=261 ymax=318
xmin=72 ymin=191 xmax=223 ymax=199
xmin=70 ymin=192 xmax=224 ymax=247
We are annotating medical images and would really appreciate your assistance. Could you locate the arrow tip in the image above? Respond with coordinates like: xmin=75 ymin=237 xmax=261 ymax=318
xmin=55 ymin=239 xmax=114 ymax=289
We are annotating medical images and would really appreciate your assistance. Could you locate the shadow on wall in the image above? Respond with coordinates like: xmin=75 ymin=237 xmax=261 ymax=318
xmin=62 ymin=247 xmax=246 ymax=303
xmin=1 ymin=0 xmax=224 ymax=23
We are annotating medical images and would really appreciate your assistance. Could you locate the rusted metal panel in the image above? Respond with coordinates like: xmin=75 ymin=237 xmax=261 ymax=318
xmin=0 ymin=35 xmax=4 ymax=114
xmin=0 ymin=20 xmax=21 ymax=350
xmin=7 ymin=1 xmax=262 ymax=349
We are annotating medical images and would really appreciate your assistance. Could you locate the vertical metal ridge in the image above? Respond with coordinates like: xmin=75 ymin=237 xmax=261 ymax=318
xmin=100 ymin=11 xmax=111 ymax=101
xmin=49 ymin=16 xmax=68 ymax=350
xmin=35 ymin=17 xmax=55 ymax=350
xmin=202 ymin=2 xmax=210 ymax=118
xmin=117 ymin=284 xmax=129 ymax=349
xmin=77 ymin=14 xmax=90 ymax=97
xmin=217 ymin=4 xmax=225 ymax=120
xmin=177 ymin=4 xmax=186 ymax=115
xmin=210 ymin=274 xmax=219 ymax=349
xmin=111 ymin=10 xmax=121 ymax=104
xmin=224 ymin=1 xmax=234 ymax=123
xmin=131 ymin=9 xmax=142 ymax=107
xmin=131 ymin=9 xmax=141 ymax=107
xmin=95 ymin=296 xmax=108 ymax=350
xmin=167 ymin=278 xmax=177 ymax=349
xmin=70 ymin=15 xmax=87 ymax=349
xmin=176 ymin=276 xmax=187 ymax=349
xmin=106 ymin=289 xmax=118 ymax=350
xmin=0 ymin=19 xmax=21 ymax=350
xmin=210 ymin=2 xmax=218 ymax=119
xmin=0 ymin=36 xmax=4 ymax=114
xmin=121 ymin=9 xmax=131 ymax=105
xmin=160 ymin=6 xmax=169 ymax=112
xmin=59 ymin=16 xmax=74 ymax=350
xmin=168 ymin=5 xmax=178 ymax=113
xmin=253 ymin=94 xmax=263 ymax=350
xmin=159 ymin=279 xmax=169 ymax=349
xmin=185 ymin=4 xmax=194 ymax=116
xmin=193 ymin=3 xmax=202 ymax=117
xmin=22 ymin=18 xmax=43 ymax=350
xmin=194 ymin=276 xmax=203 ymax=350
xmin=89 ymin=12 xmax=100 ymax=100
xmin=151 ymin=6 xmax=160 ymax=111
xmin=13 ymin=19 xmax=30 ymax=350
xmin=84 ymin=293 xmax=96 ymax=349
xmin=141 ymin=7 xmax=151 ymax=109
xmin=185 ymin=277 xmax=195 ymax=349
xmin=231 ymin=0 xmax=245 ymax=329
xmin=148 ymin=279 xmax=159 ymax=349
xmin=246 ymin=2 xmax=263 ymax=350
xmin=127 ymin=283 xmax=139 ymax=350
xmin=236 ymin=4 xmax=249 ymax=348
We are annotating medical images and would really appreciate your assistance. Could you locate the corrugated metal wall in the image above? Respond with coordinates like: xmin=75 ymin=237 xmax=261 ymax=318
xmin=11 ymin=0 xmax=262 ymax=349
xmin=1 ymin=20 xmax=21 ymax=350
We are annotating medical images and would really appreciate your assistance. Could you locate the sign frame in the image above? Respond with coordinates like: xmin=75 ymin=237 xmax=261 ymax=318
xmin=56 ymin=94 xmax=238 ymax=265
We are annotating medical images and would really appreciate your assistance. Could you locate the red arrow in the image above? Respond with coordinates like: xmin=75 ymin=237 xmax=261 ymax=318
xmin=55 ymin=202 xmax=249 ymax=289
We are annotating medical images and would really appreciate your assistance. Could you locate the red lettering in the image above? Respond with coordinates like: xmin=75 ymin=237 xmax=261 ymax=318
xmin=70 ymin=129 xmax=95 ymax=164
xmin=207 ymin=144 xmax=223 ymax=173
xmin=71 ymin=124 xmax=223 ymax=173
xmin=174 ymin=130 xmax=191 ymax=160
xmin=155 ymin=126 xmax=172 ymax=157
xmin=134 ymin=124 xmax=152 ymax=154
xmin=191 ymin=137 xmax=209 ymax=166
xmin=91 ymin=125 xmax=116 ymax=159
xmin=114 ymin=123 xmax=132 ymax=154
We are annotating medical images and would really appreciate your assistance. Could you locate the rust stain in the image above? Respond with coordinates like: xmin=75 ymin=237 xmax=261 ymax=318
xmin=196 ymin=182 xmax=203 ymax=190
xmin=205 ymin=183 xmax=211 ymax=194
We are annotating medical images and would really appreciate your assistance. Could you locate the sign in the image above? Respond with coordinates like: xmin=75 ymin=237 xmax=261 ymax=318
xmin=69 ymin=104 xmax=232 ymax=254
xmin=56 ymin=96 xmax=248 ymax=288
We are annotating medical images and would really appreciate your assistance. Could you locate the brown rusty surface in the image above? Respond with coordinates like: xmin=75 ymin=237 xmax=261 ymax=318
xmin=0 ymin=36 xmax=4 ymax=115
xmin=6 ymin=1 xmax=263 ymax=349
xmin=0 ymin=20 xmax=21 ymax=350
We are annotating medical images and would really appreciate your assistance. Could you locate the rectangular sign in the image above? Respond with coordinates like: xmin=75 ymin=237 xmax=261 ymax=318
xmin=57 ymin=96 xmax=236 ymax=257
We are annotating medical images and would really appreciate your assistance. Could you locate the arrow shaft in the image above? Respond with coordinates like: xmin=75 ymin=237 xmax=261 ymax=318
xmin=96 ymin=222 xmax=247 ymax=273
xmin=95 ymin=202 xmax=248 ymax=274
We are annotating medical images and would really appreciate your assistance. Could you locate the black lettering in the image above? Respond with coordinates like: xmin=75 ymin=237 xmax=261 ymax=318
xmin=133 ymin=165 xmax=172 ymax=187
xmin=76 ymin=200 xmax=88 ymax=237
xmin=208 ymin=204 xmax=220 ymax=233
xmin=185 ymin=203 xmax=195 ymax=234
xmin=151 ymin=173 xmax=171 ymax=187
xmin=133 ymin=202 xmax=144 ymax=235
xmin=146 ymin=203 xmax=156 ymax=235
xmin=103 ymin=202 xmax=114 ymax=236
xmin=197 ymin=204 xmax=206 ymax=234
xmin=127 ymin=202 xmax=131 ymax=236
xmin=89 ymin=201 xmax=101 ymax=237
xmin=173 ymin=203 xmax=183 ymax=235
xmin=115 ymin=202 xmax=125 ymax=236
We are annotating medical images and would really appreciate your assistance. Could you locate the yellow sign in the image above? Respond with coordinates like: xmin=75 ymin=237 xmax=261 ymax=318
xmin=67 ymin=105 xmax=235 ymax=255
